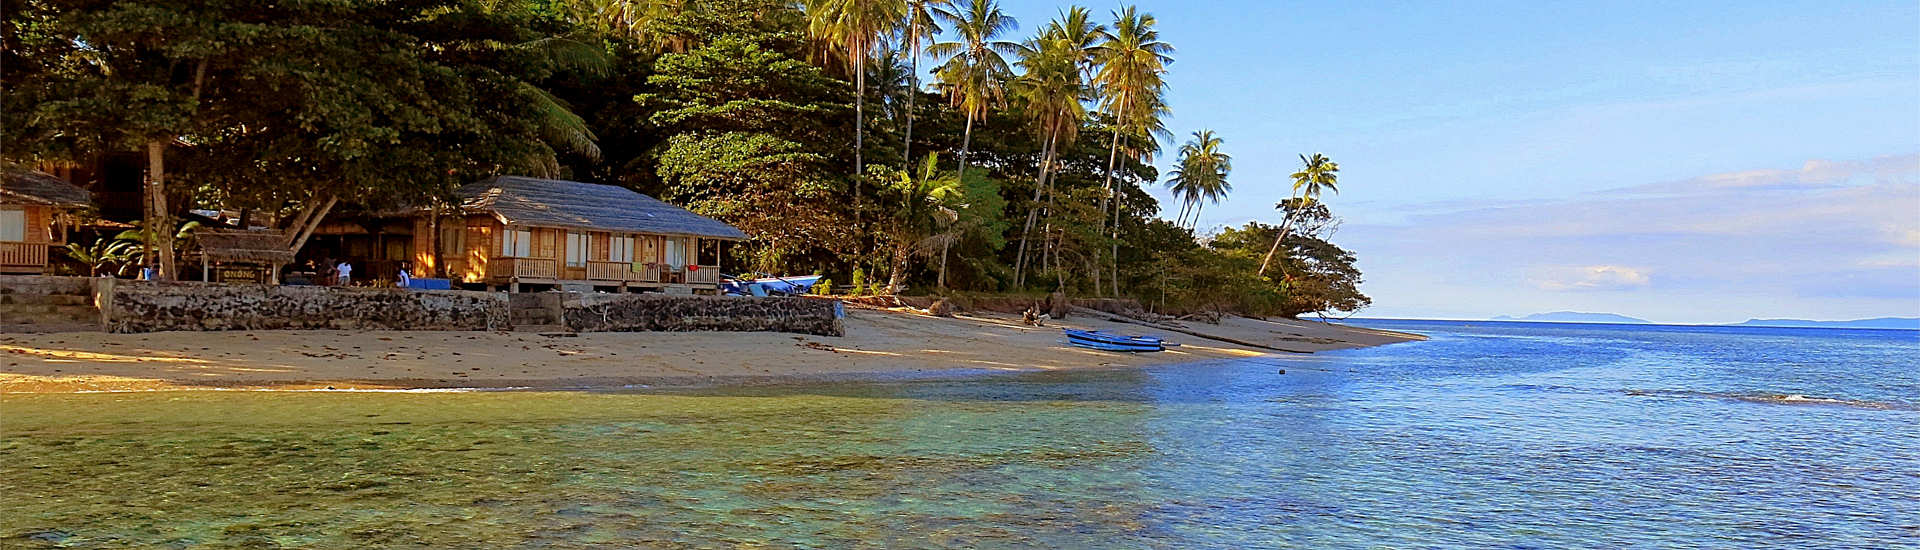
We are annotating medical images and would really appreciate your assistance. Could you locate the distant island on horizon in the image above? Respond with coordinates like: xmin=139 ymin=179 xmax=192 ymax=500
xmin=1491 ymin=312 xmax=1650 ymax=324
xmin=1482 ymin=312 xmax=1919 ymax=329
xmin=1730 ymin=317 xmax=1920 ymax=329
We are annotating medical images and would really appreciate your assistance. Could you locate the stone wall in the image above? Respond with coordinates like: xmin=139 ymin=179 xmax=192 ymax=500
xmin=566 ymin=294 xmax=844 ymax=337
xmin=2 ymin=275 xmax=843 ymax=335
xmin=0 ymin=275 xmax=103 ymax=332
xmin=106 ymin=281 xmax=508 ymax=333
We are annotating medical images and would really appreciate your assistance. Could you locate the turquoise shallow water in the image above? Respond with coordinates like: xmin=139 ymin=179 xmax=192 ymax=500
xmin=3 ymin=321 xmax=1918 ymax=548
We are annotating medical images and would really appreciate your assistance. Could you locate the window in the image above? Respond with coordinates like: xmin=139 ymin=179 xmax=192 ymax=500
xmin=0 ymin=209 xmax=24 ymax=242
xmin=437 ymin=224 xmax=465 ymax=260
xmin=565 ymin=232 xmax=588 ymax=267
xmin=609 ymin=236 xmax=634 ymax=264
xmin=500 ymin=228 xmax=531 ymax=257
xmin=663 ymin=237 xmax=685 ymax=267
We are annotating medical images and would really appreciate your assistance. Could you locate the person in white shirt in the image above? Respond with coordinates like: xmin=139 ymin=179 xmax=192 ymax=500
xmin=335 ymin=261 xmax=352 ymax=286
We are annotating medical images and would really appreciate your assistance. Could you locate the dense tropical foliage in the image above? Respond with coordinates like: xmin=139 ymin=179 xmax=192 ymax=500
xmin=1 ymin=0 xmax=1371 ymax=318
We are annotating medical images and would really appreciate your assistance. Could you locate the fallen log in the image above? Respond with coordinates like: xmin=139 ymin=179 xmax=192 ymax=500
xmin=1070 ymin=306 xmax=1312 ymax=354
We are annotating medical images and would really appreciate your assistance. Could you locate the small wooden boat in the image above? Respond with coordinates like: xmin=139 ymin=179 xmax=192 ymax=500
xmin=1063 ymin=328 xmax=1165 ymax=352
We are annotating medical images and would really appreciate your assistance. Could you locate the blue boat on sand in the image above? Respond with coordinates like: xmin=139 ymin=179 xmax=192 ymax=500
xmin=1063 ymin=328 xmax=1171 ymax=352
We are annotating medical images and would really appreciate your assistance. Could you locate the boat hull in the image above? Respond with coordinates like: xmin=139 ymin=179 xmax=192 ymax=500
xmin=1063 ymin=329 xmax=1165 ymax=352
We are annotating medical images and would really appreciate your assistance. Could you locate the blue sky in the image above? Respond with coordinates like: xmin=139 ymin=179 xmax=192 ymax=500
xmin=983 ymin=0 xmax=1920 ymax=323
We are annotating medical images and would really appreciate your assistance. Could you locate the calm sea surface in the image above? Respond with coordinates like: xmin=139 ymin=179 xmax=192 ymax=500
xmin=3 ymin=321 xmax=1917 ymax=548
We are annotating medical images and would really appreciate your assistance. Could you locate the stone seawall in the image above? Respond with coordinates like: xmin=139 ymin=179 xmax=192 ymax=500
xmin=1 ymin=275 xmax=843 ymax=335
xmin=567 ymin=294 xmax=845 ymax=337
xmin=107 ymin=281 xmax=509 ymax=333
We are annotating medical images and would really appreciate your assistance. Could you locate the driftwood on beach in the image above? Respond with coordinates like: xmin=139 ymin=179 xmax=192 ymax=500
xmin=1069 ymin=306 xmax=1314 ymax=354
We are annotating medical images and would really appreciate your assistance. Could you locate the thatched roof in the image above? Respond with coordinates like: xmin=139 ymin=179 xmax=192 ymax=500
xmin=196 ymin=229 xmax=295 ymax=265
xmin=1 ymin=169 xmax=91 ymax=207
xmin=458 ymin=176 xmax=748 ymax=240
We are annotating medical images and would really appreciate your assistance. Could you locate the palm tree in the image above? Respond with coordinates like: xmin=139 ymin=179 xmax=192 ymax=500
xmin=806 ymin=0 xmax=906 ymax=181
xmin=1092 ymin=5 xmax=1171 ymax=294
xmin=885 ymin=153 xmax=962 ymax=293
xmin=562 ymin=0 xmax=694 ymax=54
xmin=1165 ymin=156 xmax=1203 ymax=227
xmin=871 ymin=44 xmax=913 ymax=123
xmin=1166 ymin=130 xmax=1230 ymax=230
xmin=1048 ymin=6 xmax=1106 ymax=77
xmin=928 ymin=0 xmax=1018 ymax=181
xmin=1258 ymin=153 xmax=1339 ymax=277
xmin=900 ymin=0 xmax=954 ymax=163
xmin=1009 ymin=26 xmax=1089 ymax=288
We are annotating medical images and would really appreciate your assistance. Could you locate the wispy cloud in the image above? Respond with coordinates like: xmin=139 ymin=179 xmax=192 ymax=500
xmin=1528 ymin=265 xmax=1652 ymax=291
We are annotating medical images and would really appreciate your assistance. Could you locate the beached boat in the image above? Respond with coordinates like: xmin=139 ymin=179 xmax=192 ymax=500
xmin=721 ymin=274 xmax=822 ymax=297
xmin=1063 ymin=328 xmax=1166 ymax=352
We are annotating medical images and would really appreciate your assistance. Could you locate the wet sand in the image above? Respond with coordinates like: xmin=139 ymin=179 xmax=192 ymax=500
xmin=0 ymin=308 xmax=1423 ymax=393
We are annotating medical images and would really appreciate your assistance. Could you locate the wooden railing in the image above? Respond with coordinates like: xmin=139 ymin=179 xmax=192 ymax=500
xmin=685 ymin=265 xmax=720 ymax=285
xmin=585 ymin=261 xmax=623 ymax=282
xmin=586 ymin=261 xmax=666 ymax=283
xmin=0 ymin=241 xmax=49 ymax=271
xmin=488 ymin=257 xmax=557 ymax=280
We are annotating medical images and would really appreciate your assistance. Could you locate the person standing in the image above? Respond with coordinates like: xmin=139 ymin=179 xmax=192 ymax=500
xmin=335 ymin=260 xmax=352 ymax=286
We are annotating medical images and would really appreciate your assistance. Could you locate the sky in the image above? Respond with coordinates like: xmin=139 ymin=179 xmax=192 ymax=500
xmin=983 ymin=0 xmax=1920 ymax=323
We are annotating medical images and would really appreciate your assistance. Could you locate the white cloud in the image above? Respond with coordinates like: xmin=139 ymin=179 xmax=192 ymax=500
xmin=1528 ymin=265 xmax=1653 ymax=291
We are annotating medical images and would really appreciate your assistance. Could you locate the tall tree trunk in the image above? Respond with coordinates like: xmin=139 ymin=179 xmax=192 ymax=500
xmin=938 ymin=238 xmax=950 ymax=289
xmin=1097 ymin=129 xmax=1123 ymax=297
xmin=853 ymin=56 xmax=866 ymax=251
xmin=1053 ymin=229 xmax=1065 ymax=290
xmin=1257 ymin=210 xmax=1300 ymax=278
xmin=1257 ymin=193 xmax=1305 ymax=277
xmin=145 ymin=140 xmax=175 ymax=281
xmin=886 ymin=238 xmax=909 ymax=294
xmin=140 ymin=59 xmax=209 ymax=282
xmin=904 ymin=30 xmax=918 ymax=164
xmin=1190 ymin=201 xmax=1204 ymax=230
xmin=956 ymin=111 xmax=974 ymax=180
xmin=855 ymin=59 xmax=865 ymax=179
xmin=286 ymin=195 xmax=338 ymax=256
xmin=1013 ymin=130 xmax=1057 ymax=288
xmin=1109 ymin=199 xmax=1121 ymax=294
xmin=1098 ymin=128 xmax=1121 ymax=234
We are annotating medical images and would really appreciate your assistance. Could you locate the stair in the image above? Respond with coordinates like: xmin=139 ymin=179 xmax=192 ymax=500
xmin=0 ymin=276 xmax=103 ymax=333
xmin=507 ymin=292 xmax=572 ymax=333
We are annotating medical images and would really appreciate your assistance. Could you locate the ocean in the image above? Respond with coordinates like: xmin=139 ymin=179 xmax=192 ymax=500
xmin=4 ymin=320 xmax=1916 ymax=548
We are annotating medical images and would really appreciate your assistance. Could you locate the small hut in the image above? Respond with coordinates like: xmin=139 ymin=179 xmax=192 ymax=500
xmin=425 ymin=176 xmax=748 ymax=293
xmin=194 ymin=229 xmax=296 ymax=284
xmin=1 ymin=169 xmax=92 ymax=274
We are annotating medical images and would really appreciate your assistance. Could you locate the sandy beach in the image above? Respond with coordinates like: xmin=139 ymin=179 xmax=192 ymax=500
xmin=0 ymin=307 xmax=1423 ymax=393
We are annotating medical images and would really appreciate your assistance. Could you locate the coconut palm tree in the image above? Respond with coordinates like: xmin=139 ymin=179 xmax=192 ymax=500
xmin=1009 ymin=28 xmax=1089 ymax=288
xmin=1167 ymin=130 xmax=1230 ymax=230
xmin=1092 ymin=5 xmax=1171 ymax=294
xmin=1258 ymin=153 xmax=1339 ymax=277
xmin=806 ymin=0 xmax=906 ymax=181
xmin=928 ymin=0 xmax=1018 ymax=181
xmin=563 ymin=0 xmax=694 ymax=53
xmin=1166 ymin=157 xmax=1201 ymax=228
xmin=1048 ymin=6 xmax=1106 ymax=77
xmin=871 ymin=44 xmax=913 ymax=123
xmin=900 ymin=0 xmax=954 ymax=163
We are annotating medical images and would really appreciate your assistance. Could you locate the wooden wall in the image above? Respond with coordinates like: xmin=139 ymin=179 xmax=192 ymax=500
xmin=1 ymin=204 xmax=55 ymax=242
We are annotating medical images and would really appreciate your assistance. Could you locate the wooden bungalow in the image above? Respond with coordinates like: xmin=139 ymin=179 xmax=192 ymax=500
xmin=414 ymin=176 xmax=748 ymax=293
xmin=1 ymin=170 xmax=92 ymax=274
